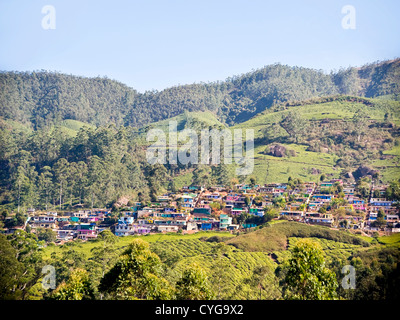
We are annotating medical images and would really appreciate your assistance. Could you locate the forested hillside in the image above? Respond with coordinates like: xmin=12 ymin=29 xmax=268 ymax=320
xmin=1 ymin=59 xmax=399 ymax=129
xmin=1 ymin=58 xmax=399 ymax=212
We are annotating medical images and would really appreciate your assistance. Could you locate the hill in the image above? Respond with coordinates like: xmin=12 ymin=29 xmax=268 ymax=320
xmin=143 ymin=110 xmax=226 ymax=133
xmin=1 ymin=59 xmax=399 ymax=129
xmin=225 ymin=221 xmax=370 ymax=252
xmin=230 ymin=95 xmax=400 ymax=183
xmin=41 ymin=221 xmax=400 ymax=299
xmin=1 ymin=59 xmax=399 ymax=211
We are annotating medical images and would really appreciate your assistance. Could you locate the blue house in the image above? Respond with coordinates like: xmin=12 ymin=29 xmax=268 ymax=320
xmin=193 ymin=207 xmax=211 ymax=215
xmin=200 ymin=222 xmax=212 ymax=230
xmin=370 ymin=199 xmax=393 ymax=206
xmin=312 ymin=194 xmax=333 ymax=201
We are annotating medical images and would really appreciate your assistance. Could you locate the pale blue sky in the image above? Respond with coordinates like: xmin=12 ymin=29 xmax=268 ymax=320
xmin=0 ymin=0 xmax=399 ymax=92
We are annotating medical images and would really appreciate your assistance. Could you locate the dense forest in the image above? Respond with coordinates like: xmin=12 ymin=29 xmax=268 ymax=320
xmin=0 ymin=121 xmax=241 ymax=214
xmin=1 ymin=59 xmax=399 ymax=129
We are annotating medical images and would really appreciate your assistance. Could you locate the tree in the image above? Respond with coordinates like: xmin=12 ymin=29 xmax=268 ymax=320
xmin=249 ymin=176 xmax=256 ymax=187
xmin=53 ymin=158 xmax=69 ymax=210
xmin=146 ymin=164 xmax=169 ymax=200
xmin=90 ymin=229 xmax=119 ymax=290
xmin=86 ymin=156 xmax=107 ymax=209
xmin=168 ymin=179 xmax=178 ymax=193
xmin=386 ymin=180 xmax=400 ymax=201
xmin=0 ymin=234 xmax=24 ymax=299
xmin=263 ymin=207 xmax=278 ymax=223
xmin=273 ymin=196 xmax=286 ymax=209
xmin=281 ymin=239 xmax=338 ymax=300
xmin=352 ymin=110 xmax=368 ymax=143
xmin=213 ymin=163 xmax=231 ymax=186
xmin=209 ymin=201 xmax=221 ymax=213
xmin=12 ymin=154 xmax=38 ymax=213
xmin=38 ymin=166 xmax=53 ymax=210
xmin=175 ymin=263 xmax=215 ymax=300
xmin=279 ymin=111 xmax=309 ymax=143
xmin=192 ymin=165 xmax=211 ymax=187
xmin=99 ymin=239 xmax=172 ymax=300
xmin=356 ymin=177 xmax=371 ymax=199
xmin=247 ymin=265 xmax=280 ymax=300
xmin=36 ymin=228 xmax=57 ymax=243
xmin=372 ymin=208 xmax=386 ymax=228
xmin=48 ymin=249 xmax=87 ymax=287
xmin=52 ymin=268 xmax=94 ymax=300
xmin=5 ymin=230 xmax=44 ymax=299
xmin=244 ymin=195 xmax=251 ymax=207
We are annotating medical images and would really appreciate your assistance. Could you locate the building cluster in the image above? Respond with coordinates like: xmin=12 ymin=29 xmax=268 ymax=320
xmin=6 ymin=179 xmax=399 ymax=243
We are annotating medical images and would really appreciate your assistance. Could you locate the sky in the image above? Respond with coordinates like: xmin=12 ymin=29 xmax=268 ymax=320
xmin=0 ymin=0 xmax=399 ymax=92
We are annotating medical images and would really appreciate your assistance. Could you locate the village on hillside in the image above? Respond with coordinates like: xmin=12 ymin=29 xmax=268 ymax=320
xmin=2 ymin=178 xmax=399 ymax=243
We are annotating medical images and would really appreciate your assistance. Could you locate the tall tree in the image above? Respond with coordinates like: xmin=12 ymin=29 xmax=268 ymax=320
xmin=175 ymin=263 xmax=215 ymax=300
xmin=99 ymin=239 xmax=172 ymax=300
xmin=281 ymin=239 xmax=338 ymax=300
xmin=38 ymin=166 xmax=53 ymax=210
xmin=52 ymin=268 xmax=94 ymax=300
xmin=279 ymin=111 xmax=309 ymax=143
xmin=352 ymin=110 xmax=369 ymax=143
xmin=53 ymin=158 xmax=69 ymax=210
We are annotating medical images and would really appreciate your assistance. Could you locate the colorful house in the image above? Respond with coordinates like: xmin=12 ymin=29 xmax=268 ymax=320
xmin=279 ymin=210 xmax=304 ymax=221
xmin=312 ymin=194 xmax=333 ymax=202
xmin=219 ymin=214 xmax=232 ymax=229
xmin=193 ymin=207 xmax=211 ymax=215
xmin=249 ymin=207 xmax=264 ymax=217
xmin=200 ymin=222 xmax=212 ymax=230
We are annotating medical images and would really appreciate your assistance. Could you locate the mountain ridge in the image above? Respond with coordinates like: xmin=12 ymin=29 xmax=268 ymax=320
xmin=1 ymin=58 xmax=399 ymax=130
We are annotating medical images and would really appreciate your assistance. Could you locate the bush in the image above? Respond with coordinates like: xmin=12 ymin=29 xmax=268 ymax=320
xmin=205 ymin=236 xmax=226 ymax=243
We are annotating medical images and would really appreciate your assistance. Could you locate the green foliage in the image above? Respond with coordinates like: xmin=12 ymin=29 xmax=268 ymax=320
xmin=226 ymin=221 xmax=370 ymax=252
xmin=51 ymin=268 xmax=94 ymax=300
xmin=2 ymin=60 xmax=398 ymax=130
xmin=1 ymin=230 xmax=44 ymax=299
xmin=35 ymin=228 xmax=57 ymax=243
xmin=0 ymin=234 xmax=25 ymax=299
xmin=279 ymin=111 xmax=309 ymax=143
xmin=99 ymin=238 xmax=173 ymax=300
xmin=175 ymin=262 xmax=215 ymax=300
xmin=281 ymin=239 xmax=338 ymax=300
xmin=336 ymin=247 xmax=400 ymax=300
xmin=0 ymin=124 xmax=153 ymax=209
xmin=288 ymin=237 xmax=360 ymax=264
xmin=385 ymin=179 xmax=400 ymax=201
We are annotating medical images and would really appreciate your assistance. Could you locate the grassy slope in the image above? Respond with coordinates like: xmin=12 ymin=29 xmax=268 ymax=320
xmin=1 ymin=118 xmax=96 ymax=137
xmin=159 ymin=98 xmax=400 ymax=184
xmin=147 ymin=110 xmax=225 ymax=132
xmin=231 ymin=98 xmax=400 ymax=183
xmin=57 ymin=119 xmax=96 ymax=136
xmin=377 ymin=232 xmax=400 ymax=246
xmin=225 ymin=221 xmax=371 ymax=252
